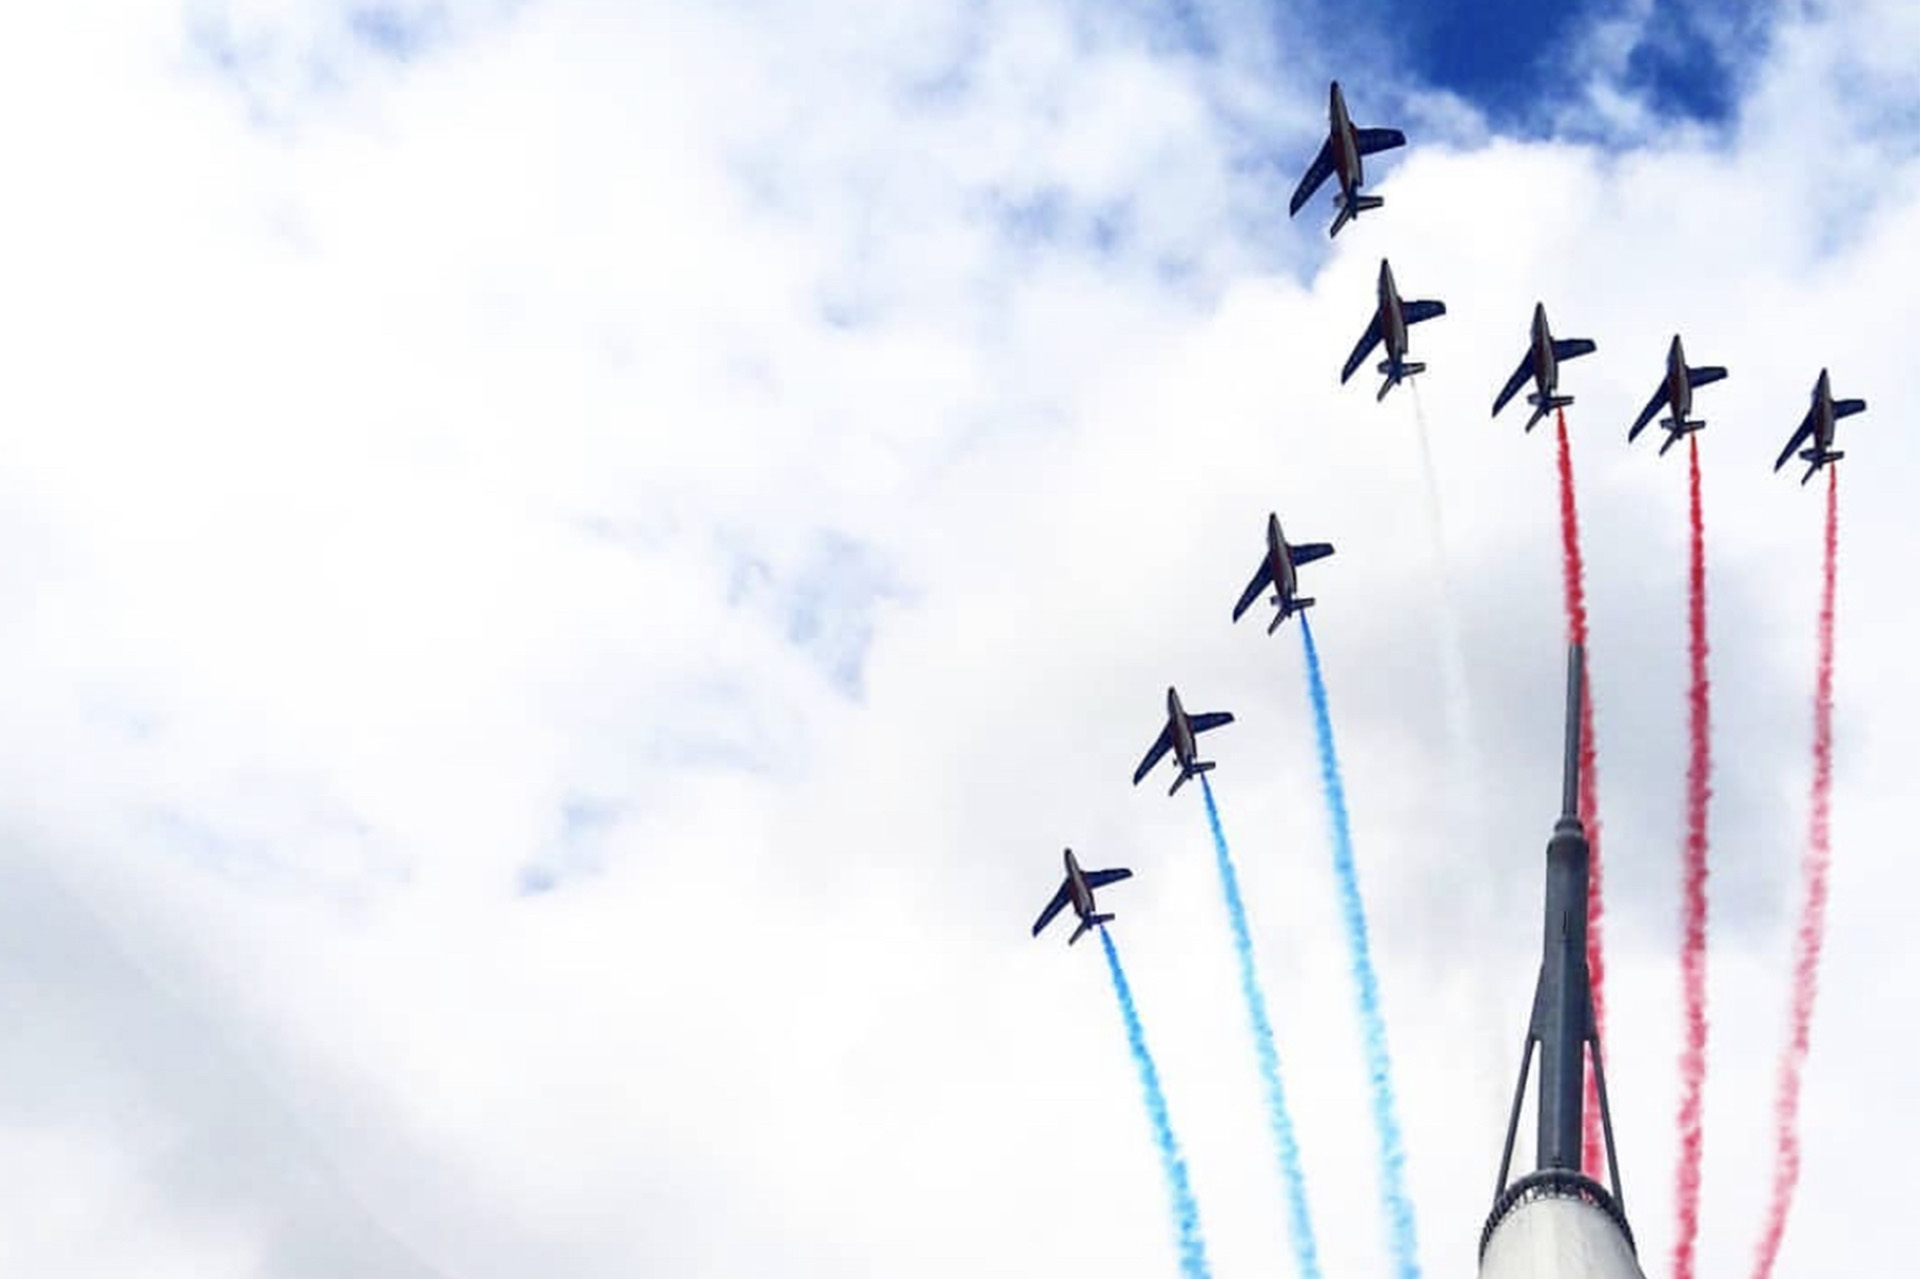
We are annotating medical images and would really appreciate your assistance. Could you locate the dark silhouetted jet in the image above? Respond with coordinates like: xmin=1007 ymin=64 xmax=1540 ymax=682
xmin=1341 ymin=259 xmax=1445 ymax=400
xmin=1232 ymin=512 xmax=1334 ymax=634
xmin=1032 ymin=848 xmax=1132 ymax=945
xmin=1775 ymin=368 xmax=1865 ymax=484
xmin=1132 ymin=687 xmax=1233 ymax=796
xmin=1289 ymin=81 xmax=1405 ymax=238
xmin=1492 ymin=302 xmax=1597 ymax=432
xmin=1628 ymin=335 xmax=1727 ymax=457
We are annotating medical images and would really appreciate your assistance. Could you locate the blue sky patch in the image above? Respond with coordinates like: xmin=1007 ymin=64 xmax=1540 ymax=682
xmin=347 ymin=6 xmax=444 ymax=62
xmin=1374 ymin=0 xmax=1758 ymax=132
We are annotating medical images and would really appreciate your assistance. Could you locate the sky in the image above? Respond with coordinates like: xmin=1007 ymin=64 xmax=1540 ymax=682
xmin=0 ymin=0 xmax=1915 ymax=1276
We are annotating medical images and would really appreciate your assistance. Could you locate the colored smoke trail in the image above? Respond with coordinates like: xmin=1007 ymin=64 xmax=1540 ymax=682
xmin=1198 ymin=776 xmax=1321 ymax=1279
xmin=1098 ymin=927 xmax=1213 ymax=1279
xmin=1554 ymin=408 xmax=1608 ymax=1177
xmin=1297 ymin=618 xmax=1421 ymax=1279
xmin=1673 ymin=435 xmax=1713 ymax=1279
xmin=1750 ymin=465 xmax=1840 ymax=1279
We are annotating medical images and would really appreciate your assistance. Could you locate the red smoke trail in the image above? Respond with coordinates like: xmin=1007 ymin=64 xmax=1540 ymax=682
xmin=1673 ymin=435 xmax=1712 ymax=1279
xmin=1751 ymin=465 xmax=1840 ymax=1279
xmin=1553 ymin=409 xmax=1608 ymax=1176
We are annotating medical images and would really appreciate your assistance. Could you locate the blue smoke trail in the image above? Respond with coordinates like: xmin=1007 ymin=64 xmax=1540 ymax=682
xmin=1098 ymin=927 xmax=1212 ymax=1279
xmin=1299 ymin=614 xmax=1422 ymax=1279
xmin=1198 ymin=775 xmax=1321 ymax=1279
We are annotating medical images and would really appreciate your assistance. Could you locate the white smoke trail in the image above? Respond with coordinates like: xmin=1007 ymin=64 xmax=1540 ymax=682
xmin=1407 ymin=379 xmax=1508 ymax=1150
xmin=1409 ymin=379 xmax=1475 ymax=770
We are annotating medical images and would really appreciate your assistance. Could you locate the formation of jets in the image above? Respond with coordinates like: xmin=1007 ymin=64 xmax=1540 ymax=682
xmin=1033 ymin=78 xmax=1873 ymax=944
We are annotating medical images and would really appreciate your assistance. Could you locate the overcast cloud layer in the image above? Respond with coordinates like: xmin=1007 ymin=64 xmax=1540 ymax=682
xmin=0 ymin=1 xmax=1915 ymax=1276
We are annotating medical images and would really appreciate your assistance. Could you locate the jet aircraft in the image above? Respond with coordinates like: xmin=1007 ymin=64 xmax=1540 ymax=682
xmin=1492 ymin=302 xmax=1597 ymax=432
xmin=1032 ymin=848 xmax=1132 ymax=946
xmin=1288 ymin=81 xmax=1405 ymax=238
xmin=1132 ymin=687 xmax=1233 ymax=796
xmin=1628 ymin=335 xmax=1727 ymax=457
xmin=1774 ymin=368 xmax=1865 ymax=484
xmin=1341 ymin=259 xmax=1445 ymax=400
xmin=1231 ymin=513 xmax=1335 ymax=634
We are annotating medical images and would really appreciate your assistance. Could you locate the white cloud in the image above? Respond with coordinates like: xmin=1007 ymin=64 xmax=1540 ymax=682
xmin=0 ymin=0 xmax=1914 ymax=1276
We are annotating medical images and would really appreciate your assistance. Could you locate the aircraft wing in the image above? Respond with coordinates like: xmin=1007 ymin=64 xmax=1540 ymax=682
xmin=1132 ymin=725 xmax=1174 ymax=784
xmin=1403 ymin=299 xmax=1445 ymax=325
xmin=1084 ymin=868 xmax=1132 ymax=890
xmin=1341 ymin=315 xmax=1384 ymax=384
xmin=1774 ymin=411 xmax=1814 ymax=471
xmin=1552 ymin=338 xmax=1597 ymax=361
xmin=1232 ymin=558 xmax=1273 ymax=622
xmin=1031 ymin=880 xmax=1072 ymax=936
xmin=1290 ymin=541 xmax=1334 ymax=567
xmin=1835 ymin=397 xmax=1867 ymax=418
xmin=1189 ymin=711 xmax=1234 ymax=734
xmin=1354 ymin=126 xmax=1406 ymax=157
xmin=1289 ymin=137 xmax=1336 ymax=215
xmin=1492 ymin=351 xmax=1532 ymax=417
xmin=1688 ymin=366 xmax=1728 ymax=389
xmin=1627 ymin=380 xmax=1667 ymax=441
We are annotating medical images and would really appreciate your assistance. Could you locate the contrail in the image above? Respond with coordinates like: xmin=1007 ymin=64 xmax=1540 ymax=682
xmin=1673 ymin=434 xmax=1714 ymax=1279
xmin=1298 ymin=617 xmax=1421 ymax=1279
xmin=1553 ymin=407 xmax=1609 ymax=1176
xmin=1099 ymin=926 xmax=1213 ymax=1279
xmin=1197 ymin=776 xmax=1321 ymax=1279
xmin=1750 ymin=465 xmax=1841 ymax=1279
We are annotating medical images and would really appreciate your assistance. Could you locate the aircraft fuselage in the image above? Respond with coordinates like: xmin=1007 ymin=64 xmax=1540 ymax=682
xmin=1331 ymin=81 xmax=1361 ymax=195
xmin=1065 ymin=848 xmax=1095 ymax=919
xmin=1266 ymin=513 xmax=1298 ymax=602
xmin=1811 ymin=371 xmax=1837 ymax=452
xmin=1665 ymin=335 xmax=1692 ymax=422
xmin=1167 ymin=686 xmax=1196 ymax=767
xmin=1379 ymin=261 xmax=1409 ymax=365
xmin=1530 ymin=302 xmax=1559 ymax=396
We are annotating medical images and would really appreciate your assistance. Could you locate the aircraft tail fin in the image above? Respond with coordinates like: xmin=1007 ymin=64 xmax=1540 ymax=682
xmin=1068 ymin=915 xmax=1113 ymax=945
xmin=1657 ymin=419 xmax=1705 ymax=456
xmin=1525 ymin=393 xmax=1573 ymax=431
xmin=1798 ymin=451 xmax=1840 ymax=484
xmin=1268 ymin=598 xmax=1313 ymax=633
xmin=1329 ymin=193 xmax=1383 ymax=237
xmin=1170 ymin=762 xmax=1215 ymax=796
xmin=1376 ymin=361 xmax=1423 ymax=401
